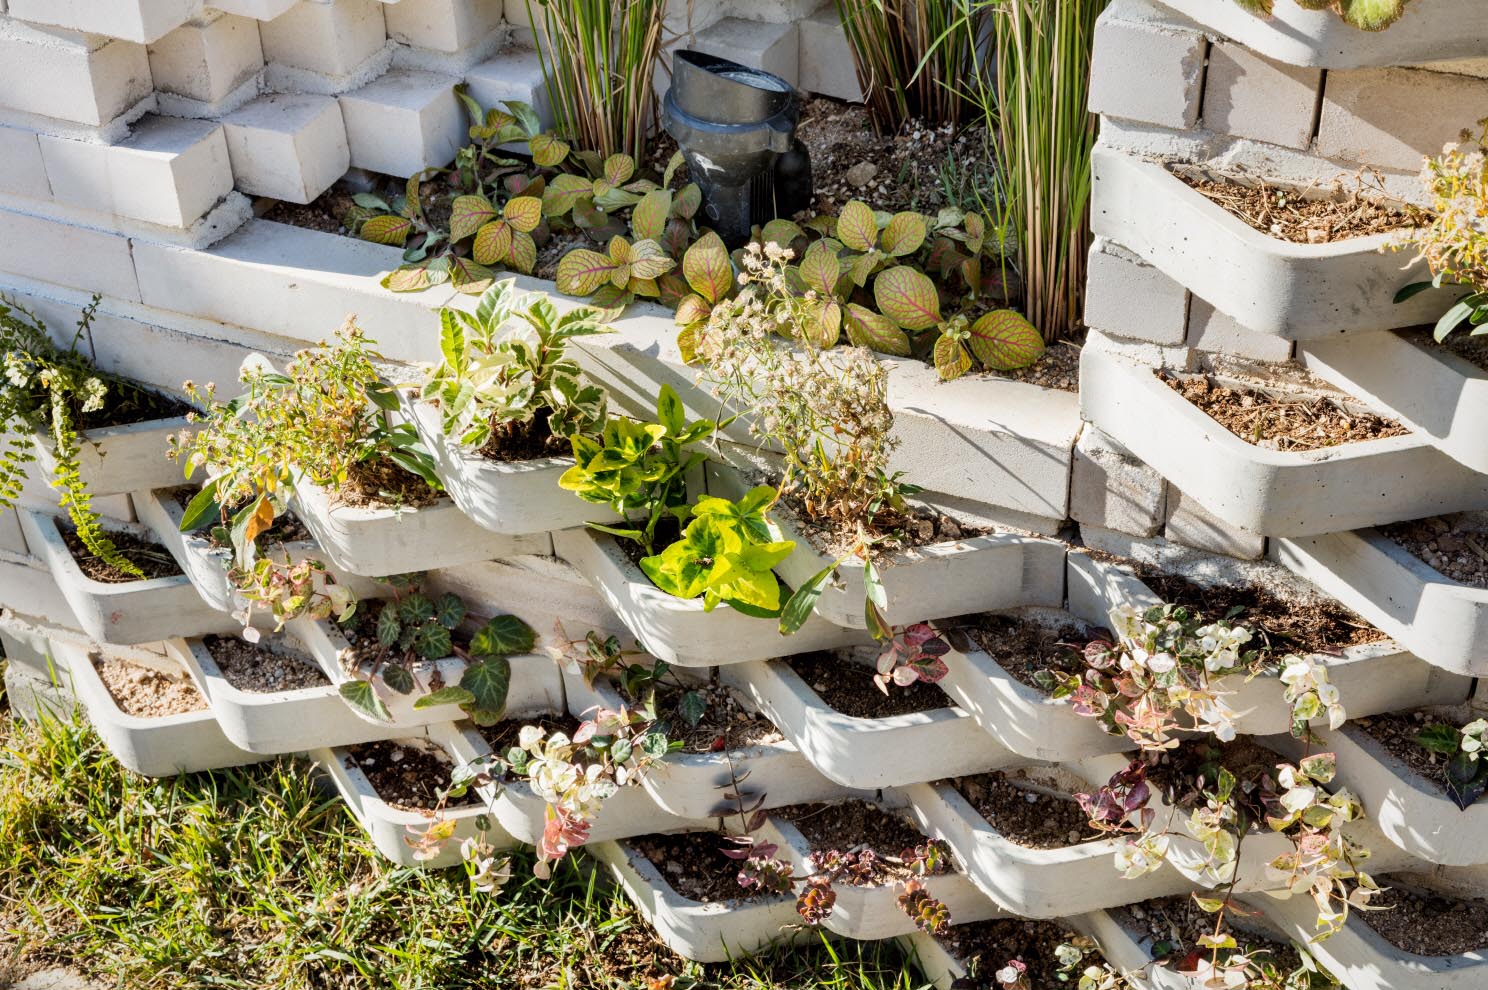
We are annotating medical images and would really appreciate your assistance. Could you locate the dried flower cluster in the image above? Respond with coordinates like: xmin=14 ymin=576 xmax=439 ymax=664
xmin=1410 ymin=124 xmax=1488 ymax=294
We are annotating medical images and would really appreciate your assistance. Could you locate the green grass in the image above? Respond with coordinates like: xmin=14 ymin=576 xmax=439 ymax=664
xmin=0 ymin=676 xmax=932 ymax=990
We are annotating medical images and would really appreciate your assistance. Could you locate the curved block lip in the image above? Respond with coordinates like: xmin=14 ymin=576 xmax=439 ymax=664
xmin=30 ymin=414 xmax=192 ymax=496
xmin=21 ymin=506 xmax=198 ymax=597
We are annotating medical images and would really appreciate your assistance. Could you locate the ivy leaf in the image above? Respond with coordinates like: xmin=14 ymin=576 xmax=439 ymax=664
xmin=679 ymin=690 xmax=707 ymax=728
xmin=459 ymin=656 xmax=512 ymax=720
xmin=382 ymin=663 xmax=416 ymax=695
xmin=874 ymin=266 xmax=942 ymax=331
xmin=339 ymin=680 xmax=391 ymax=721
xmin=470 ymin=614 xmax=536 ymax=657
xmin=413 ymin=685 xmax=477 ymax=710
xmin=435 ymin=592 xmax=467 ymax=630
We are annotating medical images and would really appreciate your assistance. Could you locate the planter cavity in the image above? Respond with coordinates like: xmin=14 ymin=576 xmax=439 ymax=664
xmin=899 ymin=915 xmax=1125 ymax=990
xmin=662 ymin=50 xmax=812 ymax=249
xmin=19 ymin=507 xmax=241 ymax=645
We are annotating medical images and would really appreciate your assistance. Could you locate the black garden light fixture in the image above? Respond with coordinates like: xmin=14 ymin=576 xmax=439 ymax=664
xmin=662 ymin=50 xmax=813 ymax=249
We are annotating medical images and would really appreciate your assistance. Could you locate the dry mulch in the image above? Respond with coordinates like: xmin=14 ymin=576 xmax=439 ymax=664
xmin=477 ymin=412 xmax=571 ymax=463
xmin=1133 ymin=565 xmax=1386 ymax=655
xmin=1163 ymin=370 xmax=1409 ymax=451
xmin=953 ymin=771 xmax=1096 ymax=850
xmin=1355 ymin=711 xmax=1453 ymax=794
xmin=1174 ymin=170 xmax=1418 ymax=244
xmin=1379 ymin=514 xmax=1488 ymax=588
xmin=345 ymin=739 xmax=475 ymax=812
xmin=939 ymin=919 xmax=1117 ymax=989
xmin=958 ymin=612 xmax=1088 ymax=690
xmin=1359 ymin=883 xmax=1488 ymax=956
xmin=786 ymin=651 xmax=951 ymax=719
xmin=776 ymin=799 xmax=941 ymax=885
xmin=987 ymin=339 xmax=1081 ymax=393
xmin=261 ymin=191 xmax=355 ymax=235
xmin=333 ymin=458 xmax=443 ymax=510
xmin=632 ymin=831 xmax=779 ymax=905
xmin=775 ymin=484 xmax=989 ymax=561
xmin=94 ymin=656 xmax=205 ymax=718
xmin=61 ymin=527 xmax=181 ymax=583
xmin=202 ymin=635 xmax=328 ymax=693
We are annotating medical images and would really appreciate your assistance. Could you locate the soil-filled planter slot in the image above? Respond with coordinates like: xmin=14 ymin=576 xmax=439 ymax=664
xmin=588 ymin=831 xmax=808 ymax=963
xmin=30 ymin=408 xmax=191 ymax=499
xmin=562 ymin=668 xmax=855 ymax=820
xmin=1302 ymin=330 xmax=1488 ymax=475
xmin=166 ymin=634 xmax=414 ymax=754
xmin=405 ymin=397 xmax=618 ymax=536
xmin=292 ymin=610 xmax=563 ymax=729
xmin=312 ymin=730 xmax=509 ymax=869
xmin=292 ymin=475 xmax=553 ymax=578
xmin=1091 ymin=150 xmax=1441 ymax=338
xmin=1274 ymin=525 xmax=1488 ymax=678
xmin=552 ymin=526 xmax=873 ymax=667
xmin=1154 ymin=0 xmax=1488 ymax=69
xmin=899 ymin=914 xmax=1127 ymax=990
xmin=57 ymin=638 xmax=262 ymax=777
xmin=706 ymin=462 xmax=1068 ymax=630
xmin=19 ymin=507 xmax=241 ymax=645
xmin=721 ymin=650 xmax=1021 ymax=790
xmin=902 ymin=769 xmax=1187 ymax=918
xmin=1080 ymin=346 xmax=1488 ymax=536
xmin=763 ymin=798 xmax=1002 ymax=940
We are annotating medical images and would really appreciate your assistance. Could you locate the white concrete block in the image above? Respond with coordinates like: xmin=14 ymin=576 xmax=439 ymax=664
xmin=0 ymin=207 xmax=140 ymax=301
xmin=1185 ymin=298 xmax=1294 ymax=363
xmin=37 ymin=134 xmax=114 ymax=214
xmin=222 ymin=92 xmax=349 ymax=203
xmin=0 ymin=126 xmax=50 ymax=201
xmin=1164 ymin=487 xmax=1265 ymax=560
xmin=110 ymin=115 xmax=233 ymax=227
xmin=693 ymin=17 xmax=798 ymax=87
xmin=338 ymin=68 xmax=464 ymax=175
xmin=209 ymin=0 xmax=298 ymax=18
xmin=0 ymin=21 xmax=153 ymax=127
xmin=797 ymin=4 xmax=861 ymax=102
xmin=1088 ymin=0 xmax=1206 ymax=129
xmin=463 ymin=48 xmax=549 ymax=128
xmin=147 ymin=11 xmax=263 ymax=108
xmin=7 ymin=0 xmax=201 ymax=45
xmin=1083 ymin=237 xmax=1188 ymax=345
xmin=1202 ymin=42 xmax=1322 ymax=151
xmin=384 ymin=0 xmax=502 ymax=55
xmin=501 ymin=0 xmax=530 ymax=31
xmin=724 ymin=0 xmax=825 ymax=22
xmin=1318 ymin=66 xmax=1488 ymax=173
xmin=261 ymin=0 xmax=389 ymax=83
xmin=1069 ymin=426 xmax=1167 ymax=538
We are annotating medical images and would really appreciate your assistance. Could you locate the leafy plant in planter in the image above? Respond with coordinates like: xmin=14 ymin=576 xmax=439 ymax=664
xmin=1 ymin=296 xmax=167 ymax=579
xmin=1396 ymin=124 xmax=1488 ymax=342
xmin=1415 ymin=718 xmax=1488 ymax=809
xmin=1232 ymin=0 xmax=1413 ymax=31
xmin=419 ymin=278 xmax=612 ymax=449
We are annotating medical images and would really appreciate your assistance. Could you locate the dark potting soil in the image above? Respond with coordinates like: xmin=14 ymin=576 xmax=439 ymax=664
xmin=202 ymin=635 xmax=328 ymax=693
xmin=1116 ymin=895 xmax=1307 ymax=977
xmin=632 ymin=830 xmax=783 ymax=905
xmin=477 ymin=412 xmax=571 ymax=463
xmin=333 ymin=458 xmax=442 ymax=510
xmin=1358 ymin=882 xmax=1488 ymax=956
xmin=1379 ymin=513 xmax=1488 ymax=589
xmin=477 ymin=714 xmax=583 ymax=759
xmin=1162 ymin=370 xmax=1408 ymax=452
xmin=71 ymin=380 xmax=190 ymax=432
xmin=939 ymin=918 xmax=1116 ymax=990
xmin=619 ymin=678 xmax=782 ymax=755
xmin=957 ymin=612 xmax=1089 ymax=690
xmin=954 ymin=771 xmax=1097 ymax=850
xmin=61 ymin=526 xmax=181 ymax=583
xmin=775 ymin=799 xmax=945 ymax=886
xmin=345 ymin=739 xmax=477 ymax=812
xmin=786 ymin=651 xmax=952 ymax=719
xmin=1355 ymin=711 xmax=1455 ymax=796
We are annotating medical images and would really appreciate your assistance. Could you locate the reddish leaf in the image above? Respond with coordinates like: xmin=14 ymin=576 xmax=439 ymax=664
xmin=530 ymin=132 xmax=570 ymax=168
xmin=682 ymin=231 xmax=733 ymax=305
xmin=932 ymin=335 xmax=972 ymax=381
xmin=799 ymin=240 xmax=841 ymax=297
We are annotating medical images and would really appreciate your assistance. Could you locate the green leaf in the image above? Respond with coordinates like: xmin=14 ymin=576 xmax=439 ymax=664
xmin=435 ymin=592 xmax=466 ymax=630
xmin=874 ymin=266 xmax=942 ymax=331
xmin=360 ymin=215 xmax=413 ymax=247
xmin=376 ymin=606 xmax=403 ymax=648
xmin=679 ymin=690 xmax=707 ymax=727
xmin=799 ymin=240 xmax=842 ymax=297
xmin=631 ymin=190 xmax=673 ymax=243
xmin=968 ymin=309 xmax=1045 ymax=371
xmin=682 ymin=231 xmax=733 ymax=305
xmin=933 ymin=334 xmax=972 ymax=381
xmin=844 ymin=303 xmax=912 ymax=356
xmin=556 ymin=249 xmax=616 ymax=297
xmin=413 ymin=622 xmax=453 ymax=660
xmin=459 ymin=656 xmax=512 ymax=719
xmin=339 ymin=680 xmax=391 ymax=721
xmin=529 ymin=132 xmax=570 ymax=167
xmin=838 ymin=199 xmax=878 ymax=253
xmin=542 ymin=174 xmax=595 ymax=217
xmin=470 ymin=614 xmax=536 ymax=657
xmin=449 ymin=195 xmax=498 ymax=242
xmin=382 ymin=664 xmax=416 ymax=695
xmin=177 ymin=478 xmax=222 ymax=533
xmin=656 ymin=383 xmax=685 ymax=435
xmin=413 ymin=685 xmax=477 ymax=709
xmin=780 ymin=561 xmax=839 ymax=634
xmin=881 ymin=212 xmax=928 ymax=257
xmin=1417 ymin=724 xmax=1463 ymax=757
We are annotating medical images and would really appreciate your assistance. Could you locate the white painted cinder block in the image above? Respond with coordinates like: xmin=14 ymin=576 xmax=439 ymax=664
xmin=693 ymin=17 xmax=799 ymax=87
xmin=111 ymin=115 xmax=233 ymax=227
xmin=260 ymin=0 xmax=390 ymax=94
xmin=1165 ymin=487 xmax=1265 ymax=561
xmin=0 ymin=21 xmax=154 ymax=127
xmin=1083 ymin=238 xmax=1189 ymax=346
xmin=1202 ymin=42 xmax=1322 ymax=151
xmin=1185 ymin=298 xmax=1294 ymax=363
xmin=0 ymin=126 xmax=54 ymax=201
xmin=0 ymin=207 xmax=141 ymax=301
xmin=724 ymin=0 xmax=826 ymax=23
xmin=6 ymin=0 xmax=202 ymax=45
xmin=463 ymin=48 xmax=550 ymax=127
xmin=1088 ymin=0 xmax=1207 ymax=130
xmin=147 ymin=11 xmax=264 ymax=110
xmin=338 ymin=68 xmax=465 ymax=175
xmin=797 ymin=4 xmax=861 ymax=101
xmin=1317 ymin=66 xmax=1488 ymax=174
xmin=222 ymin=93 xmax=350 ymax=203
xmin=1069 ymin=426 xmax=1167 ymax=538
xmin=36 ymin=134 xmax=114 ymax=215
xmin=208 ymin=0 xmax=299 ymax=19
xmin=384 ymin=0 xmax=503 ymax=55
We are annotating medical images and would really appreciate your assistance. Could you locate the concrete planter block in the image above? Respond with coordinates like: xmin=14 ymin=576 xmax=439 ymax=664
xmin=1153 ymin=0 xmax=1488 ymax=69
xmin=147 ymin=11 xmax=264 ymax=112
xmin=1072 ymin=907 xmax=1209 ymax=990
xmin=291 ymin=475 xmax=552 ymax=578
xmin=1273 ymin=528 xmax=1488 ymax=678
xmin=166 ymin=635 xmax=413 ymax=754
xmin=1090 ymin=149 xmax=1442 ymax=339
xmin=902 ymin=780 xmax=1188 ymax=918
xmin=312 ymin=727 xmax=509 ymax=869
xmin=763 ymin=809 xmax=1001 ymax=940
xmin=552 ymin=526 xmax=871 ymax=668
xmin=29 ymin=414 xmax=187 ymax=497
xmin=589 ymin=836 xmax=805 ymax=962
xmin=294 ymin=614 xmax=564 ymax=729
xmin=463 ymin=49 xmax=551 ymax=134
xmin=1257 ymin=888 xmax=1488 ymax=990
xmin=211 ymin=0 xmax=298 ymax=17
xmin=1080 ymin=345 xmax=1488 ymax=537
xmin=58 ymin=638 xmax=263 ymax=777
xmin=221 ymin=93 xmax=351 ymax=204
xmin=0 ymin=207 xmax=142 ymax=304
xmin=260 ymin=0 xmax=388 ymax=79
xmin=0 ymin=21 xmax=153 ymax=127
xmin=707 ymin=461 xmax=1068 ymax=630
xmin=1319 ymin=66 xmax=1488 ymax=175
xmin=1301 ymin=330 xmax=1488 ymax=474
xmin=693 ymin=17 xmax=799 ymax=87
xmin=562 ymin=669 xmax=855 ymax=821
xmin=934 ymin=553 xmax=1160 ymax=763
xmin=384 ymin=0 xmax=505 ymax=56
xmin=406 ymin=397 xmax=609 ymax=535
xmin=795 ymin=5 xmax=860 ymax=102
xmin=0 ymin=550 xmax=83 ymax=632
xmin=721 ymin=655 xmax=1020 ymax=790
xmin=1200 ymin=42 xmax=1322 ymax=152
xmin=8 ymin=0 xmax=201 ymax=45
xmin=338 ymin=68 xmax=466 ymax=176
xmin=1270 ymin=724 xmax=1488 ymax=868
xmin=1089 ymin=0 xmax=1207 ymax=130
xmin=19 ymin=507 xmax=240 ymax=645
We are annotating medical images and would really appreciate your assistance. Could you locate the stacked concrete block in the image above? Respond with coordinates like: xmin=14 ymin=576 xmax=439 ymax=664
xmin=0 ymin=20 xmax=154 ymax=137
xmin=147 ymin=10 xmax=264 ymax=118
xmin=222 ymin=93 xmax=349 ymax=202
xmin=1087 ymin=0 xmax=1207 ymax=130
xmin=339 ymin=67 xmax=464 ymax=176
xmin=6 ymin=0 xmax=201 ymax=45
xmin=1068 ymin=427 xmax=1167 ymax=539
xmin=796 ymin=4 xmax=860 ymax=102
xmin=1200 ymin=42 xmax=1322 ymax=151
xmin=259 ymin=0 xmax=391 ymax=95
xmin=1317 ymin=67 xmax=1488 ymax=175
xmin=0 ymin=125 xmax=52 ymax=201
xmin=386 ymin=0 xmax=506 ymax=72
xmin=693 ymin=16 xmax=800 ymax=88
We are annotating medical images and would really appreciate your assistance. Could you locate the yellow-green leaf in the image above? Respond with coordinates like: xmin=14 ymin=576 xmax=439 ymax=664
xmin=450 ymin=256 xmax=496 ymax=291
xmin=603 ymin=154 xmax=635 ymax=186
xmin=556 ymin=249 xmax=616 ymax=296
xmin=838 ymin=199 xmax=878 ymax=253
xmin=802 ymin=300 xmax=841 ymax=350
xmin=471 ymin=220 xmax=513 ymax=266
xmin=844 ymin=303 xmax=911 ymax=356
xmin=933 ymin=335 xmax=972 ymax=381
xmin=968 ymin=309 xmax=1045 ymax=371
xmin=873 ymin=266 xmax=942 ymax=331
xmin=882 ymin=212 xmax=928 ymax=257
xmin=360 ymin=214 xmax=412 ymax=246
xmin=542 ymin=174 xmax=594 ymax=217
xmin=760 ymin=218 xmax=804 ymax=250
xmin=449 ymin=194 xmax=497 ymax=242
xmin=530 ymin=132 xmax=570 ymax=168
xmin=508 ymin=230 xmax=537 ymax=275
xmin=682 ymin=231 xmax=733 ymax=305
xmin=673 ymin=183 xmax=702 ymax=220
xmin=503 ymin=196 xmax=543 ymax=233
xmin=674 ymin=294 xmax=713 ymax=328
xmin=631 ymin=189 xmax=672 ymax=242
xmin=799 ymin=240 xmax=841 ymax=297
